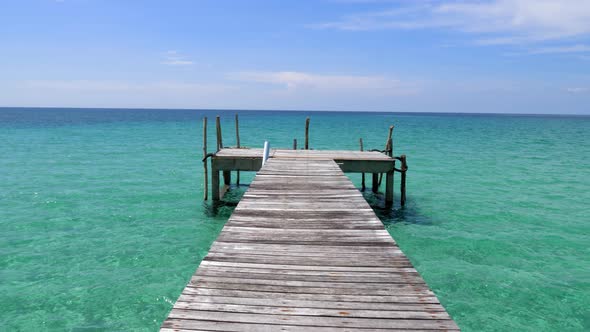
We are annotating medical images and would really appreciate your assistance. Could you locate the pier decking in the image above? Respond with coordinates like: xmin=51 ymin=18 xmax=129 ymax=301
xmin=211 ymin=148 xmax=398 ymax=204
xmin=161 ymin=157 xmax=459 ymax=331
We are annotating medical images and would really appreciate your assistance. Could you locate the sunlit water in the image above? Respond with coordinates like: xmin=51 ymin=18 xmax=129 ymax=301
xmin=1 ymin=108 xmax=588 ymax=331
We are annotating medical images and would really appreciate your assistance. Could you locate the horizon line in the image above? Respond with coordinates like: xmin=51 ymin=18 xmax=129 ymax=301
xmin=1 ymin=106 xmax=589 ymax=117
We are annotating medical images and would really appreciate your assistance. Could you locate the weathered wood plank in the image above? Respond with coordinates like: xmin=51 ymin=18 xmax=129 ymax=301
xmin=182 ymin=287 xmax=441 ymax=304
xmin=171 ymin=302 xmax=451 ymax=319
xmin=166 ymin=310 xmax=458 ymax=330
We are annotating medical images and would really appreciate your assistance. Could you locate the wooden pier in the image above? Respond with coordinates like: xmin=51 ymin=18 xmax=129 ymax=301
xmin=161 ymin=157 xmax=459 ymax=331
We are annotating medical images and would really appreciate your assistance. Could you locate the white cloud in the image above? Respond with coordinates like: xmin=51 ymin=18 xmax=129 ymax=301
xmin=529 ymin=44 xmax=590 ymax=54
xmin=161 ymin=50 xmax=193 ymax=66
xmin=313 ymin=0 xmax=590 ymax=44
xmin=228 ymin=70 xmax=416 ymax=95
xmin=566 ymin=87 xmax=589 ymax=93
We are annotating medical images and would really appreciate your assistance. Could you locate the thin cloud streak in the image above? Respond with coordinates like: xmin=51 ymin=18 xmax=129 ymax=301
xmin=229 ymin=70 xmax=418 ymax=95
xmin=161 ymin=50 xmax=194 ymax=66
xmin=566 ymin=87 xmax=589 ymax=93
xmin=312 ymin=0 xmax=590 ymax=45
xmin=529 ymin=44 xmax=590 ymax=54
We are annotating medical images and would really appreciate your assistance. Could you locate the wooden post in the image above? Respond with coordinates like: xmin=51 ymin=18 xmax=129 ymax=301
xmin=304 ymin=117 xmax=310 ymax=150
xmin=385 ymin=170 xmax=394 ymax=205
xmin=203 ymin=117 xmax=208 ymax=200
xmin=293 ymin=139 xmax=297 ymax=150
xmin=386 ymin=125 xmax=394 ymax=156
xmin=360 ymin=138 xmax=365 ymax=191
xmin=235 ymin=114 xmax=240 ymax=186
xmin=372 ymin=173 xmax=379 ymax=193
xmin=379 ymin=125 xmax=395 ymax=186
xmin=211 ymin=159 xmax=220 ymax=201
xmin=400 ymin=154 xmax=407 ymax=207
xmin=215 ymin=116 xmax=223 ymax=151
xmin=215 ymin=116 xmax=230 ymax=189
xmin=223 ymin=171 xmax=231 ymax=186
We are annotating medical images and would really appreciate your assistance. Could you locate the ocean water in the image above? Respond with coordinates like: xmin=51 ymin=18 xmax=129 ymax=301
xmin=1 ymin=108 xmax=589 ymax=331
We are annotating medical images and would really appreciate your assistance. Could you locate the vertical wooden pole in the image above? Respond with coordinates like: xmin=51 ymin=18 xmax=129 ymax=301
xmin=305 ymin=117 xmax=310 ymax=150
xmin=385 ymin=170 xmax=394 ymax=205
xmin=235 ymin=114 xmax=240 ymax=186
xmin=223 ymin=170 xmax=231 ymax=186
xmin=293 ymin=139 xmax=297 ymax=150
xmin=372 ymin=173 xmax=379 ymax=193
xmin=203 ymin=117 xmax=208 ymax=200
xmin=211 ymin=159 xmax=220 ymax=201
xmin=215 ymin=116 xmax=223 ymax=151
xmin=400 ymin=154 xmax=407 ymax=207
xmin=216 ymin=115 xmax=229 ymax=189
xmin=360 ymin=138 xmax=365 ymax=191
xmin=379 ymin=125 xmax=395 ymax=186
xmin=386 ymin=125 xmax=394 ymax=156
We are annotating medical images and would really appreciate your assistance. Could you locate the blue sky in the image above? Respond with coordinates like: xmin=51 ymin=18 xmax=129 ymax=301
xmin=1 ymin=0 xmax=589 ymax=114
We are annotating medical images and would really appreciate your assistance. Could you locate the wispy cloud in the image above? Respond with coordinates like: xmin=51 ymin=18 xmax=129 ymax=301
xmin=312 ymin=1 xmax=590 ymax=45
xmin=528 ymin=44 xmax=590 ymax=54
xmin=228 ymin=71 xmax=417 ymax=95
xmin=566 ymin=87 xmax=589 ymax=93
xmin=24 ymin=80 xmax=230 ymax=94
xmin=161 ymin=50 xmax=193 ymax=66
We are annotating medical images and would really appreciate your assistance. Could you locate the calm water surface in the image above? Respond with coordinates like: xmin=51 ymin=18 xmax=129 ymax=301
xmin=1 ymin=108 xmax=589 ymax=331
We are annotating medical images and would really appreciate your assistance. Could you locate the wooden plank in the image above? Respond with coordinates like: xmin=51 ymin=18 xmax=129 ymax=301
xmin=166 ymin=310 xmax=458 ymax=330
xmin=182 ymin=287 xmax=441 ymax=304
xmin=176 ymin=294 xmax=443 ymax=311
xmin=161 ymin=158 xmax=458 ymax=331
xmin=172 ymin=302 xmax=451 ymax=319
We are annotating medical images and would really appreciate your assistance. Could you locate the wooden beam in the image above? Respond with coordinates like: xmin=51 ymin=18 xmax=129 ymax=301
xmin=212 ymin=155 xmax=396 ymax=174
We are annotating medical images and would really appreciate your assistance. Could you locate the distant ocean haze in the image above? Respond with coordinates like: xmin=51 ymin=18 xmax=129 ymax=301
xmin=1 ymin=108 xmax=588 ymax=331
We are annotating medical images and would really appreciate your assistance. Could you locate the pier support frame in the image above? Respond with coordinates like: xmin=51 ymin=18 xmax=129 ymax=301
xmin=210 ymin=152 xmax=398 ymax=204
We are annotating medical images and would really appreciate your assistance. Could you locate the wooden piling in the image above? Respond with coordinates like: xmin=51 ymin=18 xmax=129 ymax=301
xmin=211 ymin=159 xmax=220 ymax=201
xmin=293 ymin=139 xmax=297 ymax=150
xmin=372 ymin=173 xmax=379 ymax=193
xmin=235 ymin=114 xmax=240 ymax=186
xmin=305 ymin=117 xmax=310 ymax=150
xmin=215 ymin=116 xmax=223 ymax=151
xmin=359 ymin=138 xmax=365 ymax=191
xmin=386 ymin=125 xmax=394 ymax=157
xmin=215 ymin=116 xmax=230 ymax=191
xmin=223 ymin=171 xmax=231 ymax=186
xmin=203 ymin=117 xmax=208 ymax=200
xmin=385 ymin=170 xmax=394 ymax=205
xmin=379 ymin=125 xmax=394 ymax=186
xmin=400 ymin=154 xmax=407 ymax=207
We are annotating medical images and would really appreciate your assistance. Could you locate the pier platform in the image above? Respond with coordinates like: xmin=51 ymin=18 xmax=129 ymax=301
xmin=161 ymin=157 xmax=459 ymax=331
xmin=211 ymin=148 xmax=397 ymax=203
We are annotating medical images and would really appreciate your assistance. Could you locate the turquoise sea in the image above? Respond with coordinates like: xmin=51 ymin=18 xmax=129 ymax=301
xmin=1 ymin=108 xmax=589 ymax=331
